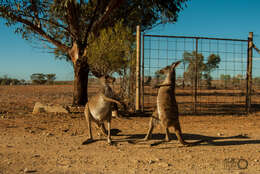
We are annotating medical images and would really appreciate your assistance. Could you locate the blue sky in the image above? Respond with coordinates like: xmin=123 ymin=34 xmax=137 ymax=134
xmin=1 ymin=0 xmax=260 ymax=80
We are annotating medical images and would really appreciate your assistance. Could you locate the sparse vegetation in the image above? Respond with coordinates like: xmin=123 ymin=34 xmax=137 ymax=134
xmin=0 ymin=75 xmax=25 ymax=85
xmin=30 ymin=73 xmax=56 ymax=85
xmin=220 ymin=74 xmax=231 ymax=89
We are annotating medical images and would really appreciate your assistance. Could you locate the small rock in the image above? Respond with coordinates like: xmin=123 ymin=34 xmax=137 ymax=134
xmin=158 ymin=162 xmax=171 ymax=167
xmin=185 ymin=155 xmax=193 ymax=159
xmin=63 ymin=128 xmax=69 ymax=132
xmin=29 ymin=130 xmax=35 ymax=134
xmin=33 ymin=154 xmax=40 ymax=158
xmin=135 ymin=160 xmax=140 ymax=163
xmin=148 ymin=160 xmax=155 ymax=164
xmin=43 ymin=132 xmax=54 ymax=137
xmin=217 ymin=133 xmax=224 ymax=136
xmin=155 ymin=158 xmax=162 ymax=162
xmin=24 ymin=168 xmax=37 ymax=173
xmin=254 ymin=159 xmax=259 ymax=162
xmin=33 ymin=102 xmax=69 ymax=114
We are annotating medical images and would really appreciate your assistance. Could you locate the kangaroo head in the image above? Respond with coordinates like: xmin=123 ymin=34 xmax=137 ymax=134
xmin=99 ymin=75 xmax=115 ymax=85
xmin=159 ymin=61 xmax=181 ymax=85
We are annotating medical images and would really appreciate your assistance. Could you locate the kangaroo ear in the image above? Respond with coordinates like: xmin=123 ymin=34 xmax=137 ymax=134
xmin=171 ymin=61 xmax=181 ymax=69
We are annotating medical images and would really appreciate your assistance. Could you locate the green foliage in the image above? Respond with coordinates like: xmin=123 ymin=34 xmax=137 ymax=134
xmin=31 ymin=73 xmax=47 ymax=84
xmin=205 ymin=54 xmax=221 ymax=72
xmin=87 ymin=21 xmax=135 ymax=77
xmin=183 ymin=51 xmax=221 ymax=88
xmin=183 ymin=51 xmax=205 ymax=85
xmin=30 ymin=73 xmax=56 ymax=85
xmin=203 ymin=54 xmax=221 ymax=88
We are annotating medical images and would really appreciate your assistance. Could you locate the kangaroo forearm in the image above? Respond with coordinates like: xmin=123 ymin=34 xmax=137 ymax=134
xmin=103 ymin=96 xmax=121 ymax=105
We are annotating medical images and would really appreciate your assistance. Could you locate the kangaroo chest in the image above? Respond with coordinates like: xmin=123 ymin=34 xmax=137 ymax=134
xmin=89 ymin=86 xmax=113 ymax=121
xmin=157 ymin=87 xmax=178 ymax=119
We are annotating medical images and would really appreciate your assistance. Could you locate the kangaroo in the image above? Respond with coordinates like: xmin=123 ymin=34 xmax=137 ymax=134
xmin=144 ymin=61 xmax=198 ymax=146
xmin=84 ymin=75 xmax=122 ymax=145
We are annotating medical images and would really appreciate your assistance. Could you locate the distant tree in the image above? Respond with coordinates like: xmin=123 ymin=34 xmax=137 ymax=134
xmin=254 ymin=77 xmax=260 ymax=86
xmin=183 ymin=51 xmax=205 ymax=86
xmin=10 ymin=79 xmax=20 ymax=85
xmin=203 ymin=54 xmax=221 ymax=88
xmin=20 ymin=79 xmax=26 ymax=85
xmin=46 ymin=74 xmax=56 ymax=84
xmin=232 ymin=74 xmax=243 ymax=88
xmin=220 ymin=74 xmax=231 ymax=88
xmin=31 ymin=73 xmax=47 ymax=85
xmin=0 ymin=75 xmax=21 ymax=85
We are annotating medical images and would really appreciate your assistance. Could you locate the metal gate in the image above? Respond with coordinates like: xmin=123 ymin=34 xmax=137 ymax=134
xmin=139 ymin=33 xmax=255 ymax=115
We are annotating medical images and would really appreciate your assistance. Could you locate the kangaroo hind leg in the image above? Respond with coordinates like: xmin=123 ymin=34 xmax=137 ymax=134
xmin=173 ymin=122 xmax=189 ymax=146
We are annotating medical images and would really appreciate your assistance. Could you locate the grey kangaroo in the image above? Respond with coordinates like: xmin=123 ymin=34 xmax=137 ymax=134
xmin=84 ymin=75 xmax=122 ymax=145
xmin=144 ymin=61 xmax=201 ymax=146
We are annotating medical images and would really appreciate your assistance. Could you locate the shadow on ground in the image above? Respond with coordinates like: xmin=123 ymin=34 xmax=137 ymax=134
xmin=82 ymin=130 xmax=260 ymax=147
xmin=121 ymin=133 xmax=260 ymax=147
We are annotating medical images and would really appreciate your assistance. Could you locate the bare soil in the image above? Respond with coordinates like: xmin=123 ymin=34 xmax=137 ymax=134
xmin=1 ymin=85 xmax=260 ymax=174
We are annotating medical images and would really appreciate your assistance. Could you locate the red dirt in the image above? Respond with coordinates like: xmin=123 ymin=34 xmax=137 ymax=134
xmin=1 ymin=85 xmax=260 ymax=174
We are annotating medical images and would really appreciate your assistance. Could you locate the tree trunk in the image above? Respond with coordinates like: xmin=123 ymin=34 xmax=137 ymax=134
xmin=72 ymin=61 xmax=89 ymax=106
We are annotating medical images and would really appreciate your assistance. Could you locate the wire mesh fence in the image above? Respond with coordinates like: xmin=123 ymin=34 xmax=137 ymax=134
xmin=141 ymin=34 xmax=256 ymax=115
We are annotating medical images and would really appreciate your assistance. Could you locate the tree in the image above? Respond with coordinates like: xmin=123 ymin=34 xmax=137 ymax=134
xmin=87 ymin=21 xmax=135 ymax=77
xmin=254 ymin=77 xmax=260 ymax=86
xmin=203 ymin=54 xmax=220 ymax=88
xmin=220 ymin=74 xmax=231 ymax=88
xmin=30 ymin=73 xmax=47 ymax=84
xmin=183 ymin=51 xmax=205 ymax=86
xmin=232 ymin=74 xmax=243 ymax=88
xmin=0 ymin=75 xmax=21 ymax=85
xmin=46 ymin=73 xmax=56 ymax=84
xmin=0 ymin=0 xmax=189 ymax=106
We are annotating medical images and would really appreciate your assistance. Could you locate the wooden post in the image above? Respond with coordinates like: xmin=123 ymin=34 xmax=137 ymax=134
xmin=246 ymin=32 xmax=253 ymax=113
xmin=135 ymin=25 xmax=141 ymax=111
xmin=141 ymin=33 xmax=145 ymax=112
xmin=193 ymin=38 xmax=199 ymax=113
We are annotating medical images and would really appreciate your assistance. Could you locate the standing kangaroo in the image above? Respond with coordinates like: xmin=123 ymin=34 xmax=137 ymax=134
xmin=144 ymin=61 xmax=195 ymax=146
xmin=84 ymin=75 xmax=122 ymax=145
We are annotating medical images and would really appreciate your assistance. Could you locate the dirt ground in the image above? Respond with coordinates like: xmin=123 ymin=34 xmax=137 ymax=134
xmin=1 ymin=85 xmax=260 ymax=174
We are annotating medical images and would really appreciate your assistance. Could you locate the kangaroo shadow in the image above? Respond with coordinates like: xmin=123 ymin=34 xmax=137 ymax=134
xmin=120 ymin=133 xmax=260 ymax=147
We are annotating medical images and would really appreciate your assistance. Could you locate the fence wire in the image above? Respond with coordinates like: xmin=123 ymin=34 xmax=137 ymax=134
xmin=141 ymin=34 xmax=253 ymax=115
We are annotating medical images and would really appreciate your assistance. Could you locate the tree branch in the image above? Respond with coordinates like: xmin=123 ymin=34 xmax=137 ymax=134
xmin=82 ymin=0 xmax=125 ymax=52
xmin=82 ymin=0 xmax=100 ymax=48
xmin=65 ymin=1 xmax=80 ymax=40
xmin=92 ymin=0 xmax=125 ymax=33
xmin=3 ymin=10 xmax=70 ymax=52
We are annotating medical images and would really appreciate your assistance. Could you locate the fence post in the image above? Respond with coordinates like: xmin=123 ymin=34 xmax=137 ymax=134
xmin=141 ymin=34 xmax=145 ymax=112
xmin=193 ymin=38 xmax=199 ymax=113
xmin=135 ymin=25 xmax=141 ymax=111
xmin=246 ymin=32 xmax=253 ymax=113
